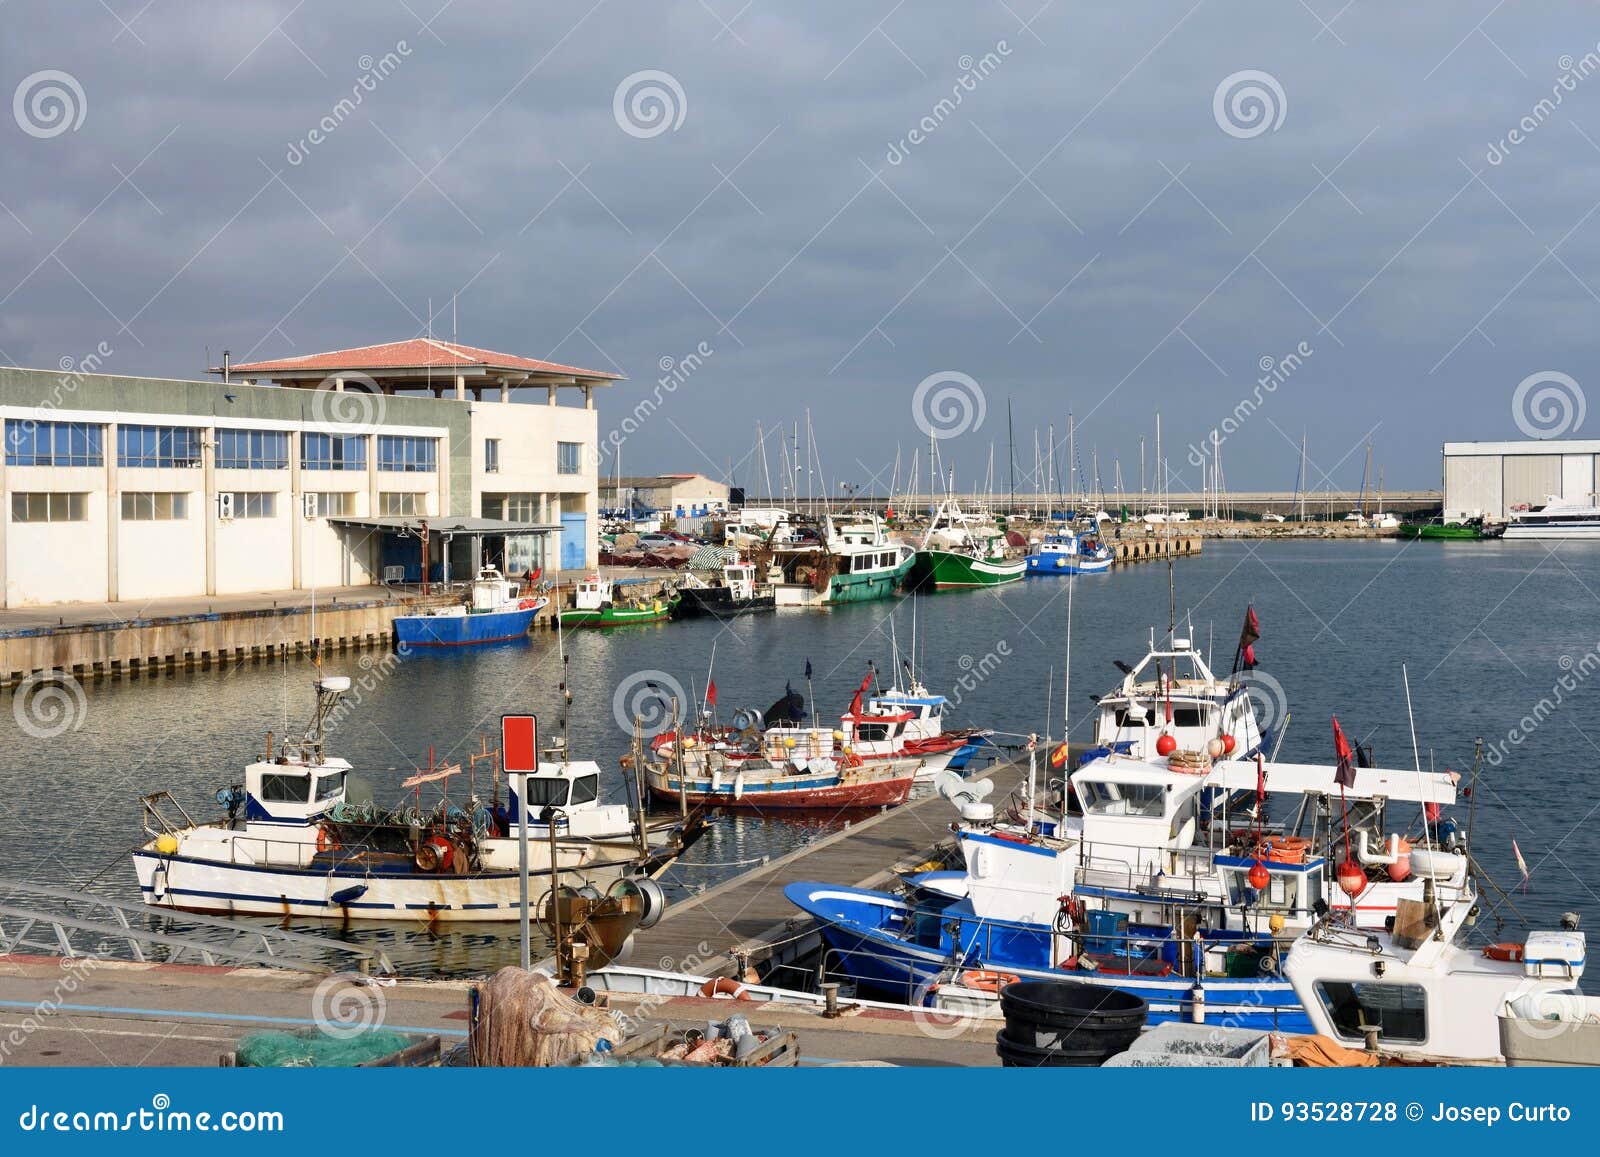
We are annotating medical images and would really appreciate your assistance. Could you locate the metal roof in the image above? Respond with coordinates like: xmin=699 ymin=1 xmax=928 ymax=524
xmin=329 ymin=515 xmax=560 ymax=535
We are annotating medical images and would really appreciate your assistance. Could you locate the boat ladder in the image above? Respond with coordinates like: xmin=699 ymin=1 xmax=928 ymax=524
xmin=0 ymin=878 xmax=393 ymax=976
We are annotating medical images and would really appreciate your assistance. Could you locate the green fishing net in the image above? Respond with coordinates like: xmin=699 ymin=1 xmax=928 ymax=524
xmin=235 ymin=1028 xmax=421 ymax=1067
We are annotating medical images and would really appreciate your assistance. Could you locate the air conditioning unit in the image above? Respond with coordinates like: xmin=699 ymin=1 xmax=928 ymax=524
xmin=303 ymin=493 xmax=319 ymax=520
xmin=217 ymin=492 xmax=234 ymax=521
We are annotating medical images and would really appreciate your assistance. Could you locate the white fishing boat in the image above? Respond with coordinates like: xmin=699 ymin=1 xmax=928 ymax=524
xmin=1503 ymin=495 xmax=1600 ymax=539
xmin=1085 ymin=628 xmax=1268 ymax=763
xmin=132 ymin=677 xmax=699 ymax=922
xmin=1286 ymin=886 xmax=1586 ymax=1064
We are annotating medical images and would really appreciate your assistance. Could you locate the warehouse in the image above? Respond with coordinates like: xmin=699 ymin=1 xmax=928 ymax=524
xmin=0 ymin=340 xmax=620 ymax=607
xmin=600 ymin=473 xmax=731 ymax=518
xmin=1442 ymin=439 xmax=1600 ymax=522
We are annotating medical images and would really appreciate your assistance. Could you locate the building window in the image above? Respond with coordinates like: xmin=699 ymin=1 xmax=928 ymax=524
xmin=118 ymin=424 xmax=201 ymax=468
xmin=120 ymin=492 xmax=189 ymax=521
xmin=216 ymin=429 xmax=289 ymax=470
xmin=377 ymin=435 xmax=436 ymax=472
xmin=483 ymin=493 xmax=541 ymax=522
xmin=557 ymin=441 xmax=582 ymax=475
xmin=225 ymin=492 xmax=277 ymax=519
xmin=485 ymin=438 xmax=500 ymax=474
xmin=4 ymin=420 xmax=103 ymax=467
xmin=307 ymin=492 xmax=353 ymax=518
xmin=379 ymin=492 xmax=424 ymax=515
xmin=301 ymin=432 xmax=367 ymax=471
xmin=11 ymin=492 xmax=87 ymax=522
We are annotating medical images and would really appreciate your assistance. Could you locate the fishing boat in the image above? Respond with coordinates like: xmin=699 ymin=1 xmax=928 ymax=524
xmin=904 ymin=495 xmax=1025 ymax=591
xmin=1024 ymin=528 xmax=1113 ymax=575
xmin=393 ymin=566 xmax=548 ymax=646
xmin=638 ymin=724 xmax=920 ymax=811
xmin=787 ymin=737 xmax=1464 ymax=1026
xmin=675 ymin=557 xmax=775 ymax=618
xmin=558 ymin=574 xmax=677 ymax=627
xmin=1286 ymin=885 xmax=1586 ymax=1064
xmin=132 ymin=677 xmax=701 ymax=921
xmin=1398 ymin=516 xmax=1487 ymax=541
xmin=866 ymin=664 xmax=993 ymax=771
xmin=761 ymin=512 xmax=911 ymax=607
xmin=1081 ymin=621 xmax=1268 ymax=765
xmin=1502 ymin=495 xmax=1600 ymax=540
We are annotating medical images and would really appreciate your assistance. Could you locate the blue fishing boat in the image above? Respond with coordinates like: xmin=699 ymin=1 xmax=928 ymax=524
xmin=394 ymin=566 xmax=548 ymax=647
xmin=1025 ymin=529 xmax=1113 ymax=575
xmin=787 ymin=747 xmax=1463 ymax=1031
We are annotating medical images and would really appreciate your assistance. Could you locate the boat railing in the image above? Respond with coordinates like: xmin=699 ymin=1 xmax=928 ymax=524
xmin=224 ymin=833 xmax=317 ymax=867
xmin=139 ymin=791 xmax=196 ymax=838
xmin=1075 ymin=839 xmax=1216 ymax=893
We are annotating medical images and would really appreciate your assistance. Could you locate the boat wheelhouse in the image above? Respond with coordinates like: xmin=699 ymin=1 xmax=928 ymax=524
xmin=1086 ymin=631 xmax=1266 ymax=763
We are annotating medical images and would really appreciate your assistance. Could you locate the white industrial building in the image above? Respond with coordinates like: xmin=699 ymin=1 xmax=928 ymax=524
xmin=600 ymin=473 xmax=731 ymax=518
xmin=1442 ymin=439 xmax=1600 ymax=522
xmin=0 ymin=340 xmax=621 ymax=608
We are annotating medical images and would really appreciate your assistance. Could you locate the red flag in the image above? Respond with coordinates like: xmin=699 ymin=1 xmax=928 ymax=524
xmin=705 ymin=679 xmax=717 ymax=707
xmin=1332 ymin=716 xmax=1357 ymax=788
xmin=1237 ymin=605 xmax=1260 ymax=670
xmin=847 ymin=670 xmax=873 ymax=716
xmin=1255 ymin=753 xmax=1267 ymax=807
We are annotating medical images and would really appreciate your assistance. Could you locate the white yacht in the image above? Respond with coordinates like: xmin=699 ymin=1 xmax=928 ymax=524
xmin=1503 ymin=495 xmax=1600 ymax=539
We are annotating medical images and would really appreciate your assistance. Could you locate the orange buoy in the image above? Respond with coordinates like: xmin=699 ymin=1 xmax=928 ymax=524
xmin=699 ymin=977 xmax=752 ymax=1000
xmin=1483 ymin=942 xmax=1525 ymax=963
xmin=961 ymin=969 xmax=1020 ymax=993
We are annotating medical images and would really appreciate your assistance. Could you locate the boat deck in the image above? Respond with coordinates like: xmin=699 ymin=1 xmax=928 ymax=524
xmin=631 ymin=752 xmax=1054 ymax=981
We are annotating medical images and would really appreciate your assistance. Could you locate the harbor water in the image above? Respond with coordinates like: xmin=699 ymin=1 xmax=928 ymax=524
xmin=4 ymin=539 xmax=1596 ymax=976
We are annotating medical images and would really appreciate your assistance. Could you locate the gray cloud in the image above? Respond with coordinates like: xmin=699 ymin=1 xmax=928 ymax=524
xmin=4 ymin=1 xmax=1600 ymax=494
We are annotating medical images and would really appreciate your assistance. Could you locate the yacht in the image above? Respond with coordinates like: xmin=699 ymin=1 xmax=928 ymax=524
xmin=1503 ymin=495 xmax=1600 ymax=540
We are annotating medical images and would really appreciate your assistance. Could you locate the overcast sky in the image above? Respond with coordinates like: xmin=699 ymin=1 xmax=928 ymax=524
xmin=4 ymin=2 xmax=1600 ymax=495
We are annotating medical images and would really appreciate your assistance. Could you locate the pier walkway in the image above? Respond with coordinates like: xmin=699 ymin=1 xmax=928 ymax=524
xmin=637 ymin=755 xmax=1034 ymax=983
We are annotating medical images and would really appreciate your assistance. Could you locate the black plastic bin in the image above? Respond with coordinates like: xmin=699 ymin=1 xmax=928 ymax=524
xmin=995 ymin=980 xmax=1148 ymax=1067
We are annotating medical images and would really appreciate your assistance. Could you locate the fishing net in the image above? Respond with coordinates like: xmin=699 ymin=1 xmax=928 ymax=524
xmin=235 ymin=1028 xmax=420 ymax=1068
xmin=469 ymin=968 xmax=621 ymax=1067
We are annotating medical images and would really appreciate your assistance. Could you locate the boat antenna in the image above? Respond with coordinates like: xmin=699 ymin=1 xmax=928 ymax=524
xmin=1063 ymin=564 xmax=1074 ymax=748
xmin=555 ymin=582 xmax=571 ymax=755
xmin=1167 ymin=556 xmax=1176 ymax=643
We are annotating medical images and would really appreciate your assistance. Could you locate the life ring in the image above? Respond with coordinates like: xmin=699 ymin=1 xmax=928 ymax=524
xmin=699 ymin=977 xmax=751 ymax=1000
xmin=1483 ymin=942 xmax=1525 ymax=963
xmin=961 ymin=969 xmax=1020 ymax=993
xmin=316 ymin=826 xmax=339 ymax=853
xmin=1260 ymin=835 xmax=1311 ymax=863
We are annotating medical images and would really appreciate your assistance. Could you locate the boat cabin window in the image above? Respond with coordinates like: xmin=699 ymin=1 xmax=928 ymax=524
xmin=853 ymin=721 xmax=903 ymax=742
xmin=259 ymin=772 xmax=311 ymax=803
xmin=1314 ymin=981 xmax=1427 ymax=1044
xmin=519 ymin=777 xmax=570 ymax=807
xmin=1078 ymin=781 xmax=1166 ymax=818
xmin=315 ymin=771 xmax=346 ymax=802
xmin=1225 ymin=865 xmax=1303 ymax=910
xmin=570 ymin=775 xmax=599 ymax=806
xmin=1171 ymin=706 xmax=1206 ymax=728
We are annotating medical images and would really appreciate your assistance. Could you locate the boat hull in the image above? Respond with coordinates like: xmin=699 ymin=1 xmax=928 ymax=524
xmin=674 ymin=589 xmax=776 ymax=618
xmin=646 ymin=765 xmax=916 ymax=810
xmin=393 ymin=603 xmax=543 ymax=646
xmin=559 ymin=599 xmax=675 ymax=627
xmin=1025 ymin=553 xmax=1112 ymax=575
xmin=131 ymin=848 xmax=648 ymax=922
xmin=785 ymin=882 xmax=1311 ymax=1032
xmin=905 ymin=550 xmax=1026 ymax=591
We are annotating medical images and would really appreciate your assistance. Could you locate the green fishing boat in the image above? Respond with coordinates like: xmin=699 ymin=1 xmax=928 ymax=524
xmin=904 ymin=496 xmax=1026 ymax=591
xmin=1398 ymin=518 xmax=1485 ymax=541
xmin=765 ymin=513 xmax=911 ymax=607
xmin=558 ymin=576 xmax=677 ymax=627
